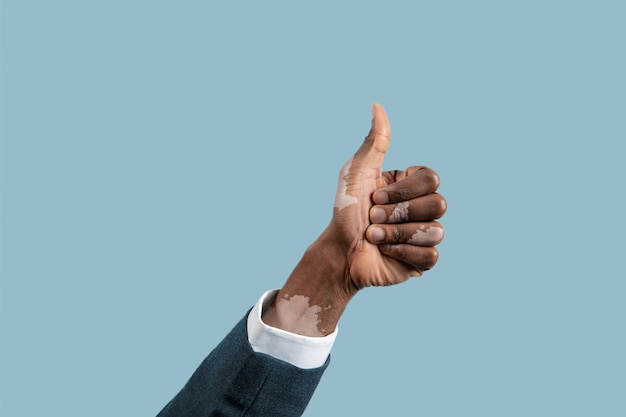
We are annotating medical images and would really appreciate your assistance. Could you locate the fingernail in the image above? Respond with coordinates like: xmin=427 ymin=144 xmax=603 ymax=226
xmin=372 ymin=190 xmax=389 ymax=205
xmin=369 ymin=226 xmax=385 ymax=243
xmin=370 ymin=207 xmax=387 ymax=223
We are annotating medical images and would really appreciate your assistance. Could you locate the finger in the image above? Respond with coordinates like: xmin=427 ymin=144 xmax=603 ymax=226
xmin=352 ymin=103 xmax=391 ymax=171
xmin=366 ymin=221 xmax=444 ymax=246
xmin=373 ymin=167 xmax=441 ymax=205
xmin=370 ymin=194 xmax=447 ymax=223
xmin=379 ymin=244 xmax=439 ymax=273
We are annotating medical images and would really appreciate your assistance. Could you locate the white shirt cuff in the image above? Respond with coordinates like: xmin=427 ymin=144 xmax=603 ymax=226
xmin=247 ymin=290 xmax=337 ymax=369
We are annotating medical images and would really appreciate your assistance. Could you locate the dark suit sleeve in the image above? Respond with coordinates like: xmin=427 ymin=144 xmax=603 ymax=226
xmin=156 ymin=312 xmax=329 ymax=417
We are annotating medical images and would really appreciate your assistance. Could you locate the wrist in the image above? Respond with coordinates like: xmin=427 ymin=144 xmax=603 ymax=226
xmin=262 ymin=226 xmax=358 ymax=336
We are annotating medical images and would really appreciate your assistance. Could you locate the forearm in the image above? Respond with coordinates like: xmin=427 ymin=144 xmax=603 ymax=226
xmin=262 ymin=227 xmax=358 ymax=337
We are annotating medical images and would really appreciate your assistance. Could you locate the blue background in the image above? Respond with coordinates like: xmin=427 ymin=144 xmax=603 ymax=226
xmin=2 ymin=1 xmax=625 ymax=415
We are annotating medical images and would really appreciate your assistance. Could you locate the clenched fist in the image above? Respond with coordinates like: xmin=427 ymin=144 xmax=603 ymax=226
xmin=330 ymin=103 xmax=446 ymax=289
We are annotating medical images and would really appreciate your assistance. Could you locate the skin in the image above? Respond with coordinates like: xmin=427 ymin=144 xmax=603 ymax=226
xmin=262 ymin=104 xmax=447 ymax=337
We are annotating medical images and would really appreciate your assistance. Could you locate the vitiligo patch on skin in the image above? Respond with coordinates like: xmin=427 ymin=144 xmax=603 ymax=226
xmin=408 ymin=225 xmax=444 ymax=245
xmin=334 ymin=157 xmax=358 ymax=210
xmin=389 ymin=201 xmax=410 ymax=222
xmin=274 ymin=294 xmax=325 ymax=336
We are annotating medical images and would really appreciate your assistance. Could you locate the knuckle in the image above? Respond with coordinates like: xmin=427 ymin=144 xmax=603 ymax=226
xmin=425 ymin=247 xmax=439 ymax=268
xmin=392 ymin=225 xmax=404 ymax=244
xmin=391 ymin=187 xmax=413 ymax=202
xmin=390 ymin=202 xmax=410 ymax=222
xmin=432 ymin=194 xmax=448 ymax=218
xmin=423 ymin=168 xmax=441 ymax=190
xmin=390 ymin=245 xmax=407 ymax=261
xmin=432 ymin=222 xmax=445 ymax=244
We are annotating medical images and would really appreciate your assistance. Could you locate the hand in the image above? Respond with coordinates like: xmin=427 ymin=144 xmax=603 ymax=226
xmin=329 ymin=103 xmax=446 ymax=290
xmin=263 ymin=104 xmax=446 ymax=336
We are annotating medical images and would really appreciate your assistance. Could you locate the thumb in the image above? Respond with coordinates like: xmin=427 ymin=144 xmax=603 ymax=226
xmin=354 ymin=103 xmax=391 ymax=170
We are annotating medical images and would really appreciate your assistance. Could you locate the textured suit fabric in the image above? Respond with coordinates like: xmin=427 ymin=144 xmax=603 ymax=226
xmin=157 ymin=312 xmax=329 ymax=417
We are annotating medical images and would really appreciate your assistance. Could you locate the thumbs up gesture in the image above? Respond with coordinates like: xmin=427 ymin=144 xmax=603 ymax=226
xmin=330 ymin=103 xmax=446 ymax=290
xmin=263 ymin=104 xmax=446 ymax=337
